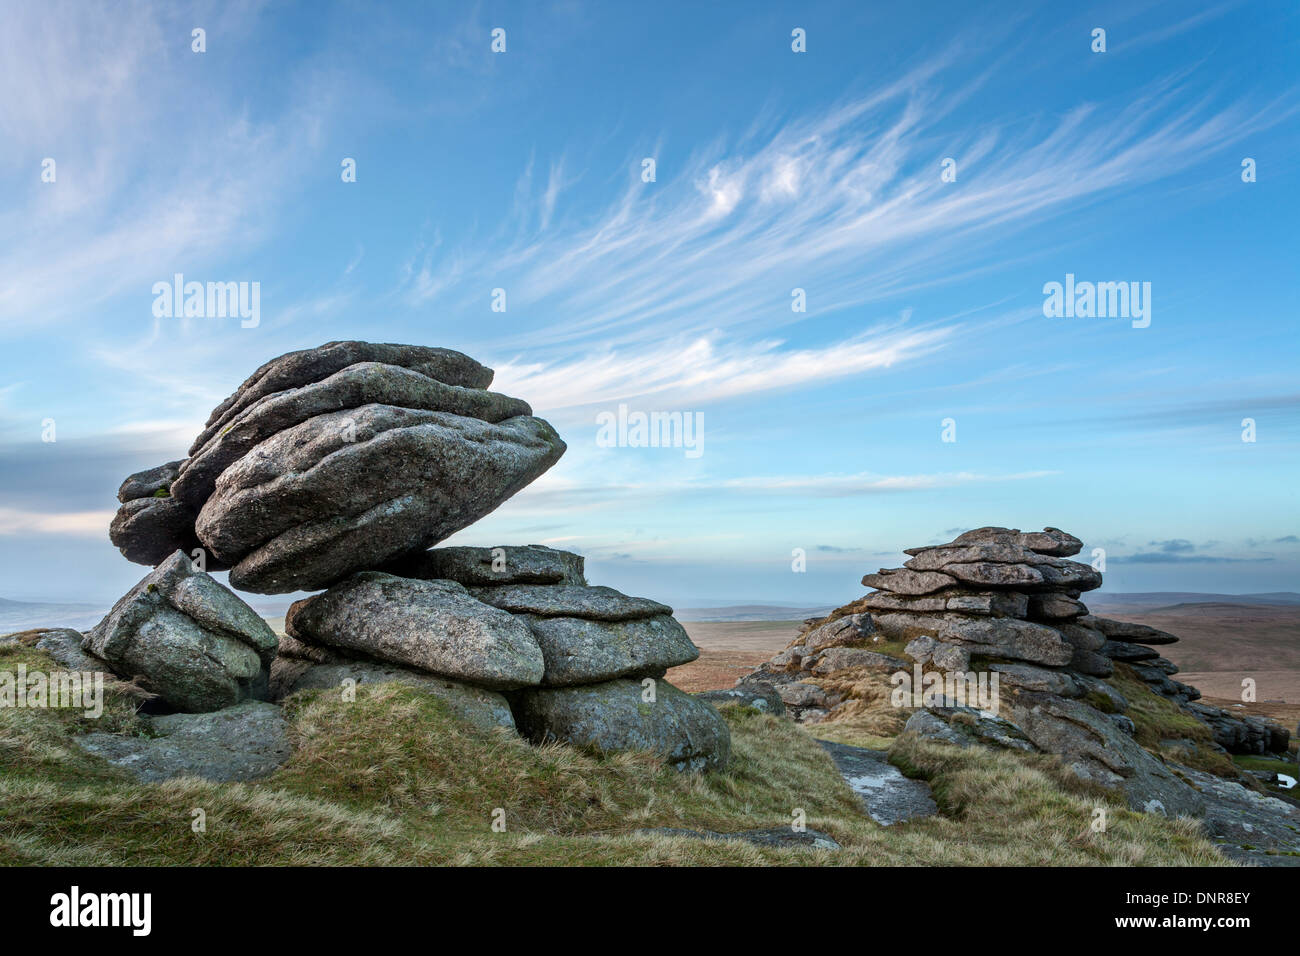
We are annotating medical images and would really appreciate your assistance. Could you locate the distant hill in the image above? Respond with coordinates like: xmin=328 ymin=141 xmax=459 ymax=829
xmin=674 ymin=605 xmax=834 ymax=622
xmin=0 ymin=597 xmax=106 ymax=633
xmin=1090 ymin=592 xmax=1300 ymax=608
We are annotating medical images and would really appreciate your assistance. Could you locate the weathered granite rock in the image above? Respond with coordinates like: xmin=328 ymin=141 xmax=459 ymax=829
xmin=109 ymin=462 xmax=224 ymax=569
xmin=987 ymin=662 xmax=1081 ymax=697
xmin=1092 ymin=617 xmax=1179 ymax=645
xmin=1027 ymin=593 xmax=1087 ymax=620
xmin=1053 ymin=622 xmax=1107 ymax=652
xmin=906 ymin=526 xmax=1083 ymax=558
xmin=1067 ymin=647 xmax=1114 ymax=678
xmin=172 ymin=361 xmax=533 ymax=509
xmin=638 ymin=827 xmax=841 ymax=851
xmin=0 ymin=628 xmax=111 ymax=675
xmin=695 ymin=684 xmax=786 ymax=715
xmin=517 ymin=613 xmax=699 ymax=686
xmin=901 ymin=706 xmax=1038 ymax=752
xmin=470 ymin=584 xmax=670 ymax=621
xmin=801 ymin=613 xmax=875 ymax=653
xmin=191 ymin=340 xmax=493 ymax=455
xmin=512 ymin=678 xmax=730 ymax=772
xmin=285 ymin=572 xmax=544 ymax=690
xmin=76 ymin=701 xmax=290 ymax=782
xmin=1101 ymin=640 xmax=1161 ymax=662
xmin=860 ymin=568 xmax=957 ymax=595
xmin=941 ymin=561 xmax=1046 ymax=589
xmin=83 ymin=551 xmax=277 ymax=712
xmin=935 ymin=617 xmax=1075 ymax=666
xmin=381 ymin=544 xmax=586 ymax=586
xmin=809 ymin=647 xmax=908 ymax=676
xmin=196 ymin=405 xmax=566 ymax=592
xmin=1003 ymin=692 xmax=1204 ymax=816
xmin=117 ymin=459 xmax=185 ymax=502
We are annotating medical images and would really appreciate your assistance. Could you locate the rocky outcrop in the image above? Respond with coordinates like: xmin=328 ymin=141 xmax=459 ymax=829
xmin=512 ymin=679 xmax=730 ymax=773
xmin=285 ymin=573 xmax=545 ymax=690
xmin=108 ymin=341 xmax=565 ymax=594
xmin=738 ymin=526 xmax=1290 ymax=815
xmin=279 ymin=545 xmax=724 ymax=770
xmin=83 ymin=551 xmax=277 ymax=712
xmin=76 ymin=701 xmax=290 ymax=783
xmin=97 ymin=345 xmax=723 ymax=769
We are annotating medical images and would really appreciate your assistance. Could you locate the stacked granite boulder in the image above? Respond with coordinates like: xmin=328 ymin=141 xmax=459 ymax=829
xmin=73 ymin=342 xmax=728 ymax=773
xmin=110 ymin=341 xmax=563 ymax=593
xmin=739 ymin=526 xmax=1290 ymax=814
xmin=277 ymin=545 xmax=729 ymax=772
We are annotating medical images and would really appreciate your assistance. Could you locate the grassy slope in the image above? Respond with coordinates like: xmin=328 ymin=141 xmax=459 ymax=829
xmin=0 ymin=643 xmax=1226 ymax=866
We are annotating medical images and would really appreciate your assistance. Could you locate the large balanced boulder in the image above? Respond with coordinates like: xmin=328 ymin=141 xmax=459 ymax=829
xmin=513 ymin=678 xmax=731 ymax=772
xmin=197 ymin=405 xmax=565 ymax=592
xmin=107 ymin=343 xmax=566 ymax=595
xmin=285 ymin=572 xmax=545 ymax=690
xmin=170 ymin=361 xmax=533 ymax=509
xmin=83 ymin=551 xmax=277 ymax=712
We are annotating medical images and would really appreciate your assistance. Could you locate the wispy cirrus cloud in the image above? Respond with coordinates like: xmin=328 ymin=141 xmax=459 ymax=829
xmin=492 ymin=321 xmax=951 ymax=418
xmin=399 ymin=51 xmax=1294 ymax=358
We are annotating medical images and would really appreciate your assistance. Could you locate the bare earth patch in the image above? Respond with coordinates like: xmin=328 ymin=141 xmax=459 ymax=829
xmin=668 ymin=621 xmax=799 ymax=692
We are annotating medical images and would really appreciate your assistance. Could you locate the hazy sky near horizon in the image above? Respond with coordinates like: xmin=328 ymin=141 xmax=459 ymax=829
xmin=0 ymin=0 xmax=1297 ymax=606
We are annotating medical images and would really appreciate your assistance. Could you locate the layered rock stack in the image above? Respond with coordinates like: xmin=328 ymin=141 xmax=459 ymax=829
xmin=277 ymin=545 xmax=728 ymax=771
xmin=63 ymin=342 xmax=728 ymax=772
xmin=740 ymin=526 xmax=1289 ymax=814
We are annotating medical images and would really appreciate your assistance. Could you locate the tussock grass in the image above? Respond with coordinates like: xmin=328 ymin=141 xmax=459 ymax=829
xmin=1107 ymin=663 xmax=1238 ymax=777
xmin=0 ymin=645 xmax=1232 ymax=866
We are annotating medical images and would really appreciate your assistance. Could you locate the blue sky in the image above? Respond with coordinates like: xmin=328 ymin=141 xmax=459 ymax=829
xmin=0 ymin=0 xmax=1297 ymax=606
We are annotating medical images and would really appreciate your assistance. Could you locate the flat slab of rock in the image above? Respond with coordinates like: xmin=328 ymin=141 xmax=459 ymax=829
xmin=470 ymin=584 xmax=670 ymax=621
xmin=1 ymin=628 xmax=112 ymax=675
xmin=512 ymin=678 xmax=730 ymax=772
xmin=383 ymin=544 xmax=585 ymax=586
xmin=286 ymin=572 xmax=544 ymax=690
xmin=817 ymin=740 xmax=938 ymax=826
xmin=1092 ymin=617 xmax=1179 ymax=645
xmin=197 ymin=405 xmax=566 ymax=593
xmin=861 ymin=569 xmax=956 ymax=595
xmin=809 ymin=647 xmax=908 ymax=676
xmin=83 ymin=551 xmax=277 ymax=712
xmin=906 ymin=526 xmax=1082 ymax=558
xmin=801 ymin=613 xmax=875 ymax=653
xmin=76 ymin=702 xmax=290 ymax=782
xmin=695 ymin=684 xmax=786 ymax=715
xmin=518 ymin=613 xmax=699 ymax=686
xmin=936 ymin=617 xmax=1074 ymax=666
xmin=638 ymin=827 xmax=840 ymax=851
